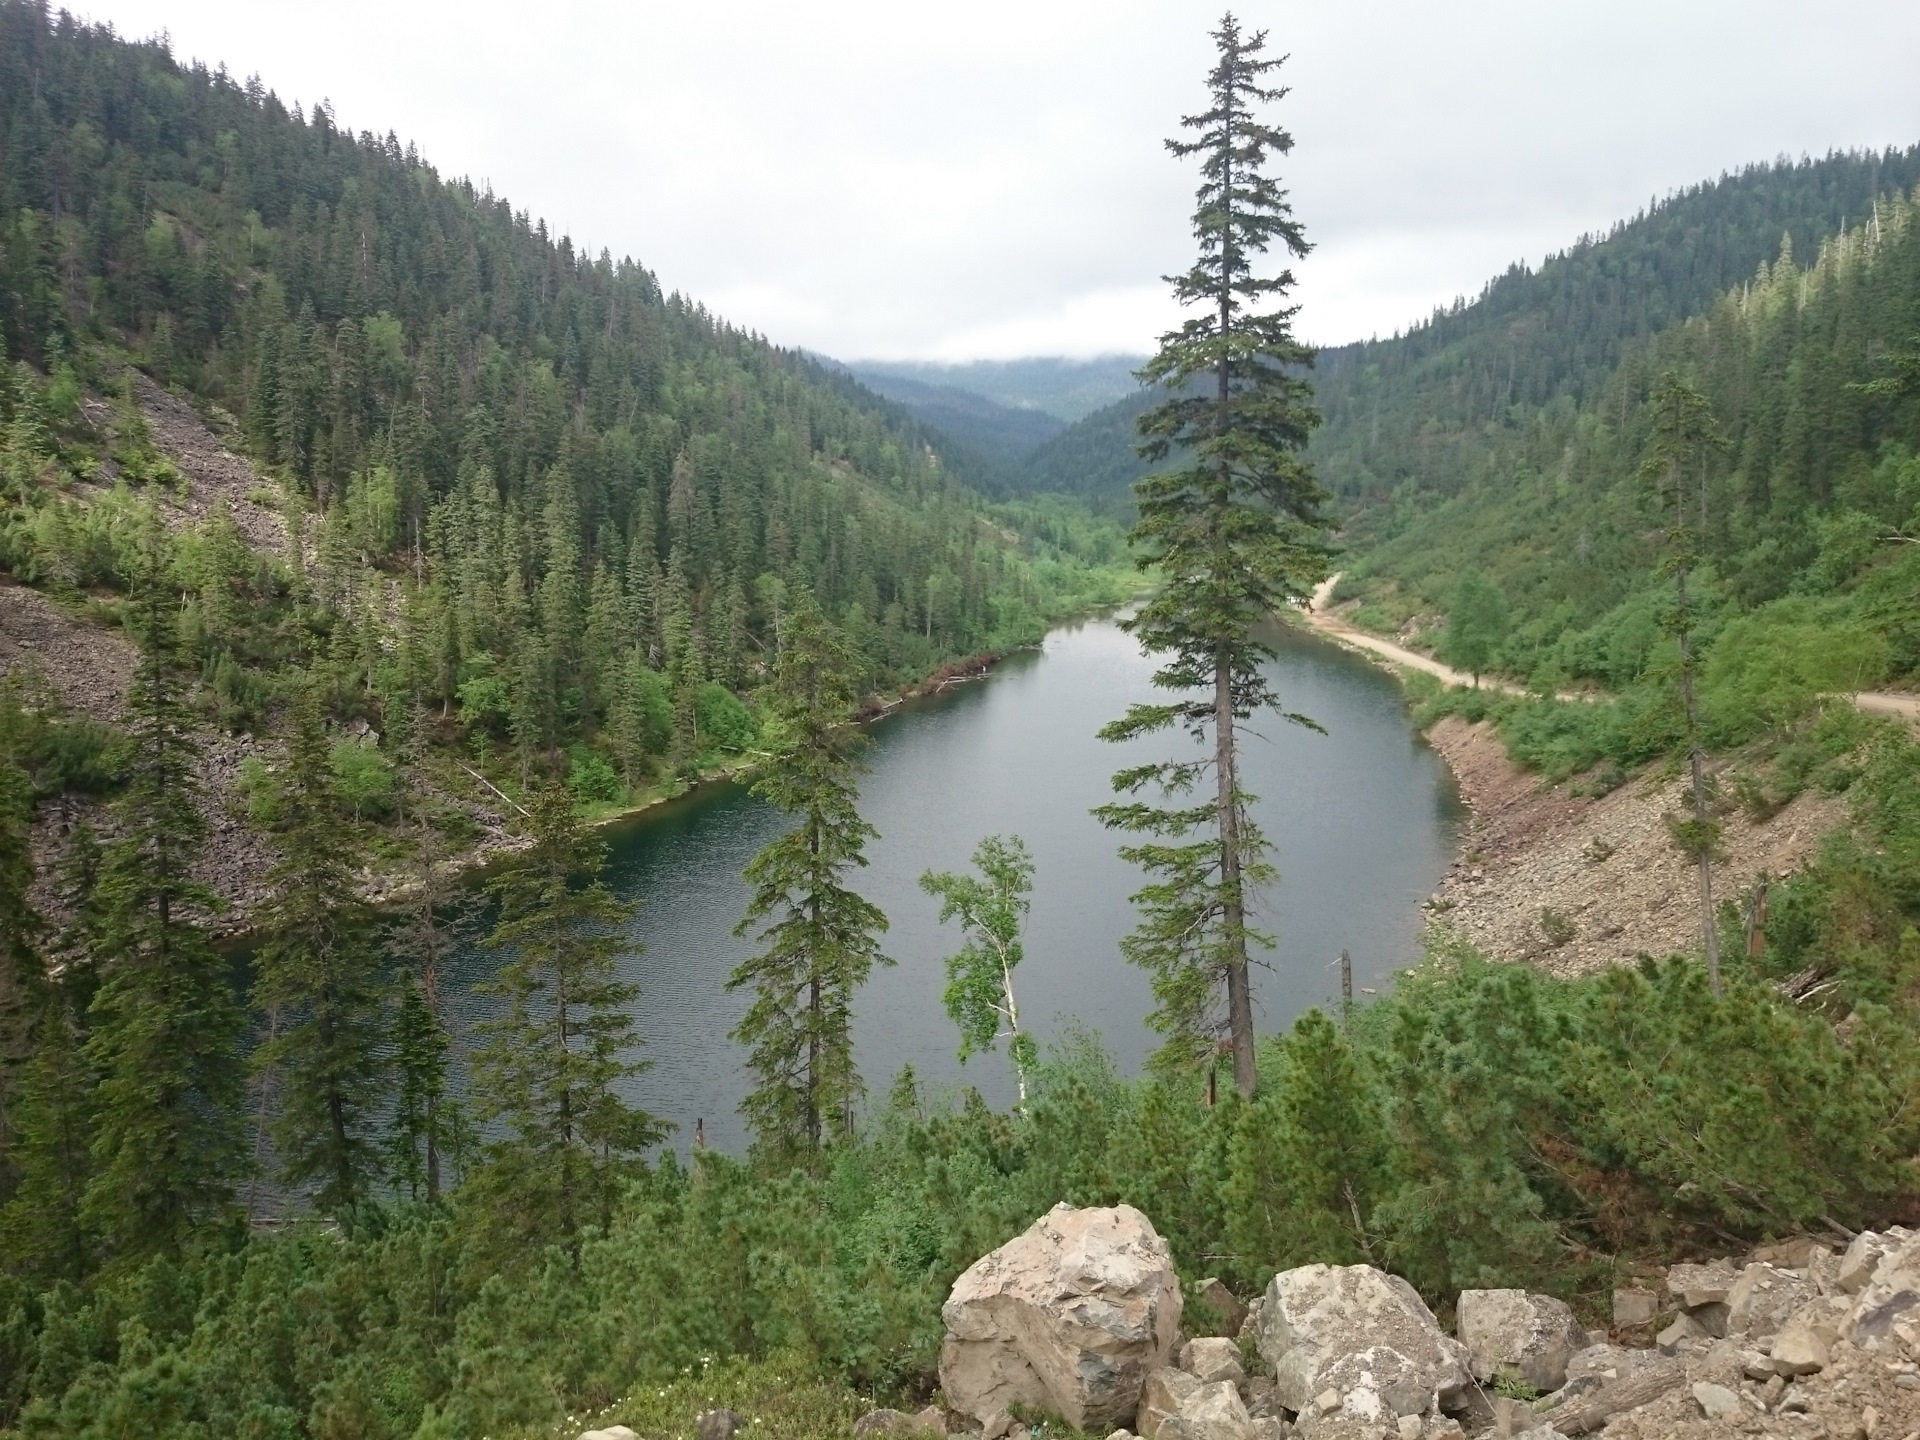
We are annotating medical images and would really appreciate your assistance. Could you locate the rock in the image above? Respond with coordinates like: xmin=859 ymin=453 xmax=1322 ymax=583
xmin=1247 ymin=1422 xmax=1285 ymax=1440
xmin=1107 ymin=1432 xmax=1143 ymax=1440
xmin=1177 ymin=1380 xmax=1254 ymax=1440
xmin=1314 ymin=1346 xmax=1447 ymax=1423
xmin=1727 ymin=1262 xmax=1814 ymax=1336
xmin=1137 ymin=1367 xmax=1201 ymax=1439
xmin=981 ymin=1410 xmax=1013 ymax=1440
xmin=1180 ymin=1337 xmax=1246 ymax=1386
xmin=1666 ymin=1261 xmax=1740 ymax=1309
xmin=695 ymin=1411 xmax=744 ymax=1440
xmin=1770 ymin=1323 xmax=1830 ymax=1375
xmin=1255 ymin=1264 xmax=1471 ymax=1416
xmin=1739 ymin=1347 xmax=1776 ymax=1380
xmin=1688 ymin=1302 xmax=1731 ymax=1338
xmin=1750 ymin=1237 xmax=1824 ymax=1270
xmin=1611 ymin=1288 xmax=1659 ymax=1328
xmin=578 ymin=1429 xmax=638 ymax=1440
xmin=1839 ymin=1231 xmax=1895 ymax=1294
xmin=1197 ymin=1278 xmax=1249 ymax=1336
xmin=1655 ymin=1312 xmax=1706 ymax=1353
xmin=941 ymin=1203 xmax=1182 ymax=1432
xmin=1690 ymin=1381 xmax=1741 ymax=1420
xmin=1849 ymin=1231 xmax=1920 ymax=1351
xmin=1456 ymin=1288 xmax=1588 ymax=1394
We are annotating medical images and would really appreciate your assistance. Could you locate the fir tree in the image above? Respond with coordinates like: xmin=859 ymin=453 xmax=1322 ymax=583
xmin=82 ymin=530 xmax=245 ymax=1256
xmin=1097 ymin=14 xmax=1329 ymax=1097
xmin=251 ymin=683 xmax=390 ymax=1213
xmin=467 ymin=779 xmax=663 ymax=1253
xmin=728 ymin=599 xmax=890 ymax=1162
xmin=1641 ymin=374 xmax=1730 ymax=992
xmin=0 ymin=734 xmax=48 ymax=1207
xmin=0 ymin=981 xmax=94 ymax=1281
xmin=919 ymin=834 xmax=1038 ymax=1105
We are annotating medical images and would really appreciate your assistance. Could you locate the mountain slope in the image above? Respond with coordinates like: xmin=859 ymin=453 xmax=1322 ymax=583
xmin=1022 ymin=147 xmax=1920 ymax=514
xmin=0 ymin=0 xmax=1131 ymax=783
xmin=849 ymin=356 xmax=1146 ymax=422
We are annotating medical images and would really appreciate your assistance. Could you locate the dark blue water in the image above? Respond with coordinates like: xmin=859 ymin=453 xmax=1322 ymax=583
xmin=441 ymin=615 xmax=1464 ymax=1154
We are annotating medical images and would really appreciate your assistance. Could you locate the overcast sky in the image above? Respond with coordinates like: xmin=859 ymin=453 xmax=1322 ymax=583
xmin=83 ymin=0 xmax=1920 ymax=361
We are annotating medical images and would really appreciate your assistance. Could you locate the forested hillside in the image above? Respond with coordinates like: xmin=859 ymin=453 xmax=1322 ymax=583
xmin=0 ymin=0 xmax=1129 ymax=789
xmin=1340 ymin=182 xmax=1920 ymax=753
xmin=839 ymin=364 xmax=1064 ymax=471
xmin=1024 ymin=147 xmax=1920 ymax=515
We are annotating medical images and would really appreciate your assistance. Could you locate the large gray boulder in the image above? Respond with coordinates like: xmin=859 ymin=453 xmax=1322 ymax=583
xmin=1847 ymin=1231 xmax=1920 ymax=1352
xmin=1455 ymin=1289 xmax=1588 ymax=1394
xmin=1255 ymin=1264 xmax=1472 ymax=1419
xmin=941 ymin=1203 xmax=1182 ymax=1432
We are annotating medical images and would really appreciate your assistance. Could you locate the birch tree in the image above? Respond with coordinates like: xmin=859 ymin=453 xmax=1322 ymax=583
xmin=920 ymin=834 xmax=1037 ymax=1105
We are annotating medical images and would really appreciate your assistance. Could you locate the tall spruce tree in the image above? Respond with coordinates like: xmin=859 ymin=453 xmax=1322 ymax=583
xmin=1096 ymin=14 xmax=1329 ymax=1097
xmin=1641 ymin=374 xmax=1729 ymax=992
xmin=0 ymin=729 xmax=49 ymax=1213
xmin=728 ymin=598 xmax=890 ymax=1162
xmin=82 ymin=529 xmax=245 ymax=1256
xmin=252 ymin=683 xmax=389 ymax=1213
xmin=467 ymin=779 xmax=663 ymax=1254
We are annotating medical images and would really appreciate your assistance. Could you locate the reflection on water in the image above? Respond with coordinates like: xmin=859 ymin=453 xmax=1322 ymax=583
xmin=441 ymin=615 xmax=1463 ymax=1154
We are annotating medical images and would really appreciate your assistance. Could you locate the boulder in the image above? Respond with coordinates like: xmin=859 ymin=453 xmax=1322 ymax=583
xmin=1848 ymin=1230 xmax=1920 ymax=1353
xmin=695 ymin=1411 xmax=743 ymax=1440
xmin=1666 ymin=1261 xmax=1740 ymax=1309
xmin=1455 ymin=1289 xmax=1588 ymax=1393
xmin=1194 ymin=1278 xmax=1248 ymax=1336
xmin=1180 ymin=1337 xmax=1246 ymax=1386
xmin=1610 ymin=1288 xmax=1658 ymax=1328
xmin=1255 ymin=1264 xmax=1471 ymax=1417
xmin=578 ymin=1429 xmax=638 ymax=1440
xmin=1839 ymin=1230 xmax=1895 ymax=1294
xmin=1690 ymin=1382 xmax=1740 ymax=1421
xmin=1177 ymin=1380 xmax=1254 ymax=1440
xmin=1312 ymin=1345 xmax=1451 ymax=1424
xmin=1769 ymin=1324 xmax=1829 ymax=1376
xmin=1655 ymin=1312 xmax=1707 ymax=1353
xmin=941 ymin=1203 xmax=1182 ymax=1432
xmin=1137 ymin=1367 xmax=1201 ymax=1439
xmin=1726 ymin=1262 xmax=1814 ymax=1337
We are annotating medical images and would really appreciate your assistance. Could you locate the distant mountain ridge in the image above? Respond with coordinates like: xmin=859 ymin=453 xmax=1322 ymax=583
xmin=849 ymin=355 xmax=1146 ymax=422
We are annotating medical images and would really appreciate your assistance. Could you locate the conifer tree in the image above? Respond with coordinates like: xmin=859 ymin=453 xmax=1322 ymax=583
xmin=919 ymin=834 xmax=1037 ymax=1105
xmin=0 ymin=734 xmax=48 ymax=1205
xmin=82 ymin=529 xmax=245 ymax=1255
xmin=728 ymin=599 xmax=890 ymax=1162
xmin=252 ymin=684 xmax=389 ymax=1213
xmin=0 ymin=980 xmax=94 ymax=1282
xmin=1097 ymin=15 xmax=1329 ymax=1097
xmin=1642 ymin=374 xmax=1729 ymax=992
xmin=468 ymin=779 xmax=663 ymax=1253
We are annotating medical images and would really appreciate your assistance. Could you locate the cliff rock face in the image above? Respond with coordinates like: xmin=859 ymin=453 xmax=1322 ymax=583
xmin=938 ymin=1202 xmax=1181 ymax=1432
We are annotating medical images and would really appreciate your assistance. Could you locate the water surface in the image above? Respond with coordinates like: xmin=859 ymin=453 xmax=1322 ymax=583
xmin=442 ymin=615 xmax=1463 ymax=1153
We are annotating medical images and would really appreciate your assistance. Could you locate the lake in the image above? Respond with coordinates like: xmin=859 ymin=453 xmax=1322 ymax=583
xmin=441 ymin=613 xmax=1465 ymax=1154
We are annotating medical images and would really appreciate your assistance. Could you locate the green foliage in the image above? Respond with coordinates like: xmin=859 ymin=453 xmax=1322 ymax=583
xmin=729 ymin=601 xmax=891 ymax=1163
xmin=328 ymin=733 xmax=395 ymax=819
xmin=565 ymin=746 xmax=623 ymax=805
xmin=694 ymin=680 xmax=757 ymax=756
xmin=252 ymin=686 xmax=390 ymax=1214
xmin=920 ymin=834 xmax=1039 ymax=1101
xmin=80 ymin=536 xmax=246 ymax=1261
xmin=1439 ymin=569 xmax=1507 ymax=684
xmin=466 ymin=780 xmax=664 ymax=1262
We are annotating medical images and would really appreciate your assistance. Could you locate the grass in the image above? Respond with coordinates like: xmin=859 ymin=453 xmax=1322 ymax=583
xmin=502 ymin=1357 xmax=873 ymax=1440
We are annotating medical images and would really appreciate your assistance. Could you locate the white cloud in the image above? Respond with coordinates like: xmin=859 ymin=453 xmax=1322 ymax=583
xmin=80 ymin=0 xmax=1920 ymax=359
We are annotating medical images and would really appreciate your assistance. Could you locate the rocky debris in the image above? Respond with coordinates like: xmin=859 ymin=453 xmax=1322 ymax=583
xmin=948 ymin=1225 xmax=1920 ymax=1439
xmin=1135 ymin=1367 xmax=1199 ymax=1438
xmin=1420 ymin=716 xmax=1846 ymax=978
xmin=940 ymin=1203 xmax=1181 ymax=1432
xmin=1256 ymin=1264 xmax=1472 ymax=1423
xmin=0 ymin=579 xmax=137 ymax=722
xmin=1182 ymin=1337 xmax=1248 ymax=1386
xmin=1457 ymin=1289 xmax=1587 ymax=1393
xmin=1728 ymin=1261 xmax=1818 ymax=1337
xmin=129 ymin=374 xmax=290 ymax=557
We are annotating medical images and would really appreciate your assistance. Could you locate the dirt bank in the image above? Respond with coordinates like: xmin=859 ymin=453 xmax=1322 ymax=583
xmin=1423 ymin=715 xmax=1847 ymax=975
